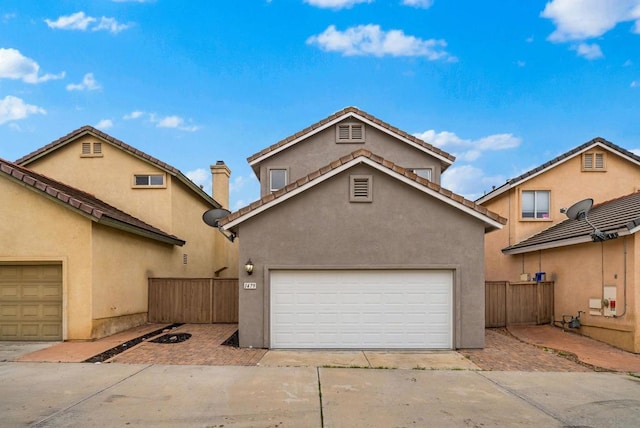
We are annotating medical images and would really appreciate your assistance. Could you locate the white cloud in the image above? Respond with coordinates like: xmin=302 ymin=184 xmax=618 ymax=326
xmin=123 ymin=110 xmax=199 ymax=131
xmin=186 ymin=168 xmax=211 ymax=194
xmin=93 ymin=17 xmax=133 ymax=33
xmin=45 ymin=11 xmax=132 ymax=34
xmin=632 ymin=80 xmax=639 ymax=87
xmin=541 ymin=0 xmax=640 ymax=42
xmin=0 ymin=48 xmax=65 ymax=84
xmin=0 ymin=95 xmax=46 ymax=124
xmin=414 ymin=129 xmax=521 ymax=162
xmin=441 ymin=165 xmax=506 ymax=201
xmin=307 ymin=24 xmax=455 ymax=61
xmin=573 ymin=42 xmax=603 ymax=59
xmin=304 ymin=0 xmax=372 ymax=9
xmin=517 ymin=60 xmax=526 ymax=67
xmin=66 ymin=73 xmax=101 ymax=91
xmin=124 ymin=110 xmax=145 ymax=120
xmin=402 ymin=0 xmax=434 ymax=9
xmin=95 ymin=119 xmax=113 ymax=129
xmin=631 ymin=148 xmax=640 ymax=156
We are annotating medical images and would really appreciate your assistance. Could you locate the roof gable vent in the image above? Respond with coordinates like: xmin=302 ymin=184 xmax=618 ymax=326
xmin=350 ymin=175 xmax=372 ymax=202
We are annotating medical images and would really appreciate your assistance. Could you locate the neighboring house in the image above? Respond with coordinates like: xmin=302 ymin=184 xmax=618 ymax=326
xmin=1 ymin=126 xmax=237 ymax=341
xmin=220 ymin=107 xmax=506 ymax=350
xmin=477 ymin=137 xmax=640 ymax=353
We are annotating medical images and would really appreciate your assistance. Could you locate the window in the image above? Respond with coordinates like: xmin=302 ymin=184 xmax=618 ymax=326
xmin=412 ymin=168 xmax=432 ymax=180
xmin=521 ymin=190 xmax=550 ymax=219
xmin=269 ymin=169 xmax=287 ymax=192
xmin=133 ymin=174 xmax=165 ymax=187
xmin=336 ymin=122 xmax=365 ymax=143
xmin=350 ymin=175 xmax=372 ymax=202
xmin=80 ymin=141 xmax=103 ymax=157
xmin=582 ymin=152 xmax=606 ymax=171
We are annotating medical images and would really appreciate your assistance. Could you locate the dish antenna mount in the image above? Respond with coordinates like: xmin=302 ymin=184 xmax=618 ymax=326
xmin=562 ymin=198 xmax=618 ymax=242
xmin=202 ymin=208 xmax=236 ymax=242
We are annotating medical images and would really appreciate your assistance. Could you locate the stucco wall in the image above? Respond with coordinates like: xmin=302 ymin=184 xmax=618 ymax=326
xmin=519 ymin=236 xmax=637 ymax=352
xmin=256 ymin=119 xmax=444 ymax=197
xmin=24 ymin=134 xmax=238 ymax=279
xmin=483 ymin=149 xmax=640 ymax=282
xmin=0 ymin=178 xmax=93 ymax=339
xmin=25 ymin=135 xmax=175 ymax=232
xmin=236 ymin=164 xmax=487 ymax=349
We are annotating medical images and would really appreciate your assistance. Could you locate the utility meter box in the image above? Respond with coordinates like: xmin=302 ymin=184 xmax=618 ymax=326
xmin=603 ymin=286 xmax=617 ymax=317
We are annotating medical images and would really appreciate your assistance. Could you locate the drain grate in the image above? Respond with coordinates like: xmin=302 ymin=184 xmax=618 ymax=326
xmin=150 ymin=333 xmax=191 ymax=344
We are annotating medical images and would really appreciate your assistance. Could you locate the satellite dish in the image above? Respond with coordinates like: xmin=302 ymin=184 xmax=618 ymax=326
xmin=564 ymin=198 xmax=593 ymax=221
xmin=202 ymin=208 xmax=231 ymax=227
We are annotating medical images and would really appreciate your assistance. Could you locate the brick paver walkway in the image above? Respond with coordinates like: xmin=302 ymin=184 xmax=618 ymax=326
xmin=462 ymin=329 xmax=591 ymax=371
xmin=109 ymin=324 xmax=266 ymax=366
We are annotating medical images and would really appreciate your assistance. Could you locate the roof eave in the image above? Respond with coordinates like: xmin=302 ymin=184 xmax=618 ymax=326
xmin=502 ymin=228 xmax=633 ymax=255
xmin=224 ymin=156 xmax=503 ymax=231
xmin=99 ymin=216 xmax=186 ymax=246
xmin=248 ymin=111 xmax=454 ymax=170
xmin=477 ymin=139 xmax=640 ymax=205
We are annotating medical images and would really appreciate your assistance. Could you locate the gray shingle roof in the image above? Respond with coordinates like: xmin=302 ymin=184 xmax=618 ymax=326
xmin=503 ymin=192 xmax=640 ymax=254
xmin=477 ymin=137 xmax=640 ymax=204
xmin=1 ymin=157 xmax=185 ymax=246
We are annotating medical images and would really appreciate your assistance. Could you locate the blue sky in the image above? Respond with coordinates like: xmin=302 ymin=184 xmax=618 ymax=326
xmin=1 ymin=0 xmax=640 ymax=209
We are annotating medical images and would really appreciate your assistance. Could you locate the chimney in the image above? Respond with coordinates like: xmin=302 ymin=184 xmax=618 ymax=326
xmin=210 ymin=161 xmax=231 ymax=209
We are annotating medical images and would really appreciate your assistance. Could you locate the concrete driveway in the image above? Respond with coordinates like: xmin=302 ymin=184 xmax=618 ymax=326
xmin=1 ymin=362 xmax=639 ymax=427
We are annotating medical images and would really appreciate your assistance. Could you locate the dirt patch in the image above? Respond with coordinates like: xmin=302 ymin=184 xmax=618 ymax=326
xmin=83 ymin=323 xmax=183 ymax=363
xmin=150 ymin=333 xmax=192 ymax=344
xmin=222 ymin=330 xmax=239 ymax=347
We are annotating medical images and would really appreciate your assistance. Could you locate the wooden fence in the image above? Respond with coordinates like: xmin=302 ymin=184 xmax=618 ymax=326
xmin=485 ymin=281 xmax=554 ymax=328
xmin=148 ymin=278 xmax=238 ymax=323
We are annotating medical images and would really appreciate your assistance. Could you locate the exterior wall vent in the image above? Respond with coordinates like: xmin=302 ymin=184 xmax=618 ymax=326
xmin=350 ymin=175 xmax=372 ymax=202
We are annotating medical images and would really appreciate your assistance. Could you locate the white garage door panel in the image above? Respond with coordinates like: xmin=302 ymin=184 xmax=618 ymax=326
xmin=270 ymin=270 xmax=452 ymax=349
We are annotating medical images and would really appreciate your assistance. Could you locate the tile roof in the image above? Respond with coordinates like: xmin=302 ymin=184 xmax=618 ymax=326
xmin=16 ymin=125 xmax=220 ymax=209
xmin=476 ymin=137 xmax=640 ymax=204
xmin=503 ymin=192 xmax=640 ymax=254
xmin=246 ymin=106 xmax=455 ymax=167
xmin=220 ymin=148 xmax=506 ymax=229
xmin=0 ymin=157 xmax=185 ymax=246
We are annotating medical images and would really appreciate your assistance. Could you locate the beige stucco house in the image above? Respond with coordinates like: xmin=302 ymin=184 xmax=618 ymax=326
xmin=1 ymin=126 xmax=237 ymax=341
xmin=220 ymin=107 xmax=505 ymax=350
xmin=478 ymin=138 xmax=640 ymax=352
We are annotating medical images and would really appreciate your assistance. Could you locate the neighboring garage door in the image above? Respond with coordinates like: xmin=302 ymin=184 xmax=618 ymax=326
xmin=0 ymin=264 xmax=63 ymax=341
xmin=270 ymin=270 xmax=452 ymax=349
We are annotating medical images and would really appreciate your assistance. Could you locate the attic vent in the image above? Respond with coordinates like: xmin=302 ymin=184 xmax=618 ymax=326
xmin=582 ymin=152 xmax=606 ymax=171
xmin=81 ymin=141 xmax=103 ymax=158
xmin=336 ymin=122 xmax=365 ymax=143
xmin=350 ymin=175 xmax=372 ymax=202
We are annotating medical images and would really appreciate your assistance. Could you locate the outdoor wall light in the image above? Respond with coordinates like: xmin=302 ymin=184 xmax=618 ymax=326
xmin=244 ymin=259 xmax=254 ymax=275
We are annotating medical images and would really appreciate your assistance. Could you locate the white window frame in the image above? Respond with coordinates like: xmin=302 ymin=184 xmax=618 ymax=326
xmin=269 ymin=168 xmax=287 ymax=192
xmin=521 ymin=190 xmax=550 ymax=220
xmin=412 ymin=168 xmax=433 ymax=181
xmin=336 ymin=122 xmax=365 ymax=143
xmin=133 ymin=174 xmax=166 ymax=188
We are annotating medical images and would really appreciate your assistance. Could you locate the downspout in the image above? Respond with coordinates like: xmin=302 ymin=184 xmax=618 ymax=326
xmin=614 ymin=236 xmax=628 ymax=318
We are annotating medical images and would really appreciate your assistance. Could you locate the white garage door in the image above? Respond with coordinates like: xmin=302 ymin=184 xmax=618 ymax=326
xmin=270 ymin=270 xmax=452 ymax=349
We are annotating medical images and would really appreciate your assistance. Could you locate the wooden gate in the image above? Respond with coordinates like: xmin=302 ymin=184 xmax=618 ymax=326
xmin=148 ymin=278 xmax=238 ymax=323
xmin=485 ymin=281 xmax=554 ymax=327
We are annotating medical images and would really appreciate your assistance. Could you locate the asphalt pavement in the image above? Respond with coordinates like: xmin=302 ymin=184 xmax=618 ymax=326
xmin=1 ymin=362 xmax=639 ymax=427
